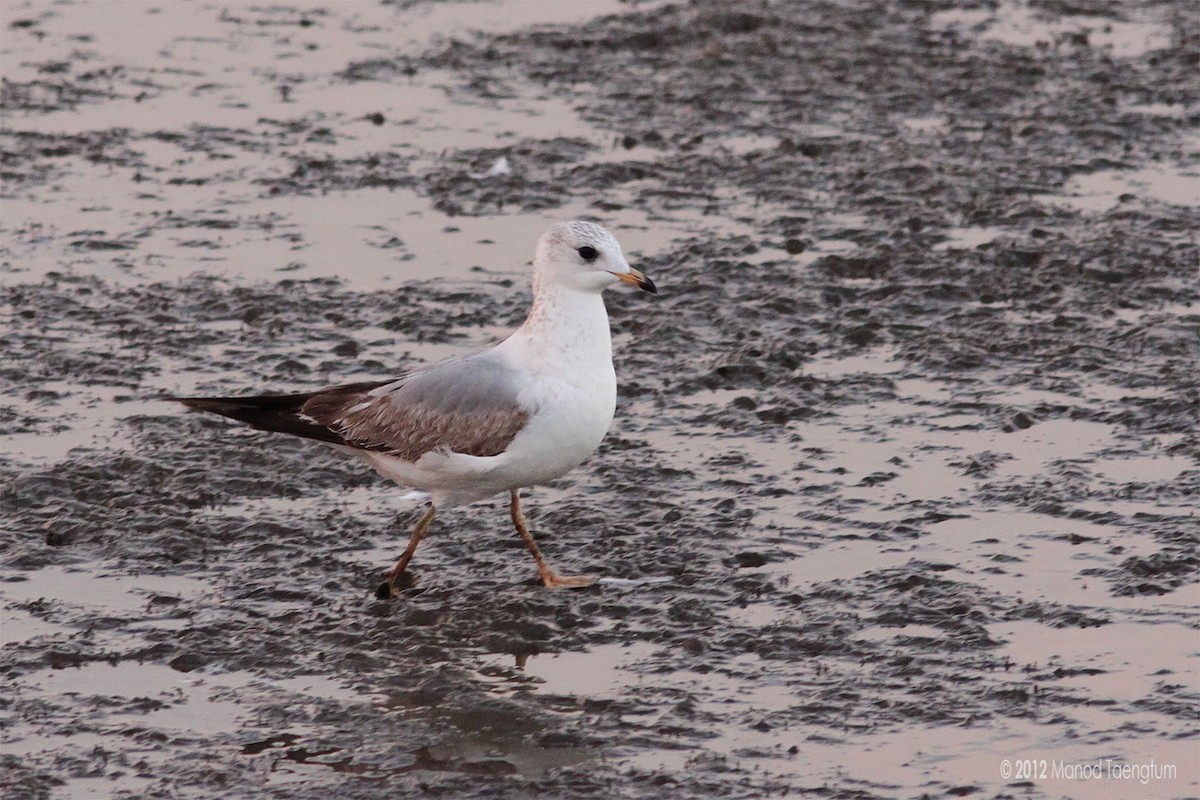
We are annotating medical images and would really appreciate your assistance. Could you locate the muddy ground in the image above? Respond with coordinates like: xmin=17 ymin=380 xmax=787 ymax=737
xmin=2 ymin=0 xmax=1198 ymax=798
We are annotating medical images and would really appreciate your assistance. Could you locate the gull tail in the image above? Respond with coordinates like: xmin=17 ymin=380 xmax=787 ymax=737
xmin=166 ymin=391 xmax=347 ymax=445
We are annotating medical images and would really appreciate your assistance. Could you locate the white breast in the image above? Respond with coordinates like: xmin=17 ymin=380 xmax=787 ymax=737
xmin=488 ymin=282 xmax=618 ymax=488
xmin=500 ymin=368 xmax=615 ymax=487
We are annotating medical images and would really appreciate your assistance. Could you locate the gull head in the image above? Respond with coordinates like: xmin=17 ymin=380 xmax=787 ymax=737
xmin=533 ymin=220 xmax=656 ymax=295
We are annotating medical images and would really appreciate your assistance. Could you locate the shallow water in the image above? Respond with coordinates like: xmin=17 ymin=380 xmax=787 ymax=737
xmin=3 ymin=0 xmax=1197 ymax=798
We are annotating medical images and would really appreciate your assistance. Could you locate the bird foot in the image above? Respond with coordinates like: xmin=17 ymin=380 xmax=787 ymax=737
xmin=540 ymin=571 xmax=597 ymax=589
xmin=375 ymin=571 xmax=417 ymax=599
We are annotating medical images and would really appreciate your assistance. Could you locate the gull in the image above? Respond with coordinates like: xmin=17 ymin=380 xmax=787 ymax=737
xmin=170 ymin=221 xmax=657 ymax=598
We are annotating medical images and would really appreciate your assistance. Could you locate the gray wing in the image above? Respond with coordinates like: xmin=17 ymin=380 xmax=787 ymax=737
xmin=301 ymin=353 xmax=531 ymax=462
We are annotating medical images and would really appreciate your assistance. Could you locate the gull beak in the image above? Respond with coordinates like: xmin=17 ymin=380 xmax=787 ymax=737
xmin=611 ymin=268 xmax=657 ymax=294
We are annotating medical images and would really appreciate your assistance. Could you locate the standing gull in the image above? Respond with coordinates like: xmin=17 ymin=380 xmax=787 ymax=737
xmin=170 ymin=221 xmax=656 ymax=598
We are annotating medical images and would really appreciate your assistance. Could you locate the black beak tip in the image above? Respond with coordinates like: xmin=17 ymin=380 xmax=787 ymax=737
xmin=641 ymin=276 xmax=658 ymax=294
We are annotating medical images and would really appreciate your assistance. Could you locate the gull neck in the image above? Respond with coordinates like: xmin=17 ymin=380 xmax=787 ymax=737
xmin=502 ymin=282 xmax=613 ymax=371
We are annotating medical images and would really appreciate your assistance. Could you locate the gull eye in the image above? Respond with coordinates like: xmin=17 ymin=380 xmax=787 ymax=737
xmin=577 ymin=245 xmax=599 ymax=262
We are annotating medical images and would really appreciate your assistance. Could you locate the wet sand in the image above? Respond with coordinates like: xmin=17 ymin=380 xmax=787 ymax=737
xmin=2 ymin=1 xmax=1197 ymax=798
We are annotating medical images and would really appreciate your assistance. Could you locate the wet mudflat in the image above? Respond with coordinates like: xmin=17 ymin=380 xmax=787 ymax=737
xmin=2 ymin=0 xmax=1198 ymax=798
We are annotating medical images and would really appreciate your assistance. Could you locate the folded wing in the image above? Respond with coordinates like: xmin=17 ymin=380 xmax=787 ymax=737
xmin=172 ymin=354 xmax=531 ymax=463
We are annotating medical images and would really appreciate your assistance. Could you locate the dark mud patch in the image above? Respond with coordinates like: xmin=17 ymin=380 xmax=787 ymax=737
xmin=3 ymin=0 xmax=1199 ymax=798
